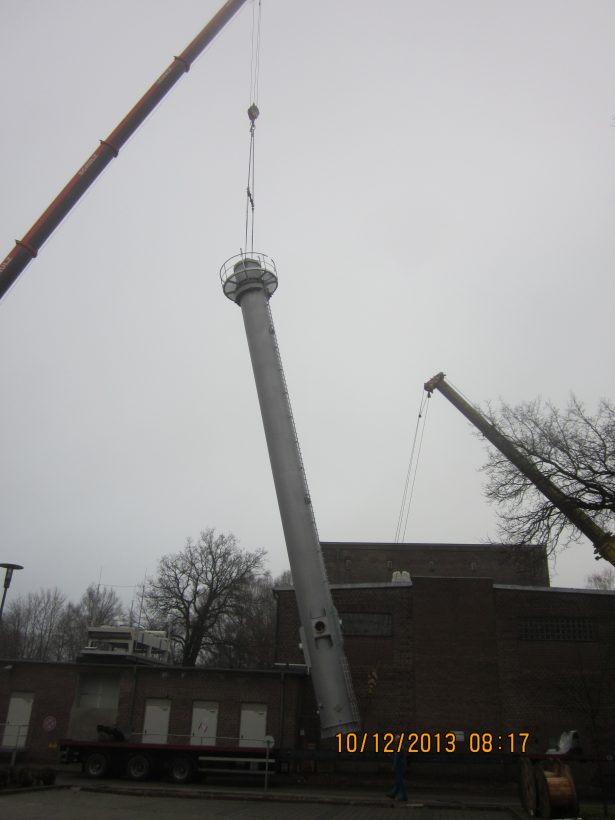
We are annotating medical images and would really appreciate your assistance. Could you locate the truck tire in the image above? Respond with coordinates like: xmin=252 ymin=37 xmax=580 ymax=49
xmin=169 ymin=755 xmax=194 ymax=784
xmin=126 ymin=753 xmax=152 ymax=781
xmin=83 ymin=751 xmax=110 ymax=779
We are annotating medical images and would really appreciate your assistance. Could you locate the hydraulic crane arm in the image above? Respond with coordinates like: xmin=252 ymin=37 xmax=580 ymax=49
xmin=0 ymin=0 xmax=249 ymax=301
xmin=424 ymin=372 xmax=615 ymax=567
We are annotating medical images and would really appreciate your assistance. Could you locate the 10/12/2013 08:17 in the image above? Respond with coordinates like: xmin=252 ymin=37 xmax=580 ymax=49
xmin=335 ymin=732 xmax=531 ymax=754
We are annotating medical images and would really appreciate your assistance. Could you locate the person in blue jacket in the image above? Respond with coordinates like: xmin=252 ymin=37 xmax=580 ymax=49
xmin=387 ymin=735 xmax=408 ymax=801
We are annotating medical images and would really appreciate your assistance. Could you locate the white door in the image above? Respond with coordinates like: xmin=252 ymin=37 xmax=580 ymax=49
xmin=142 ymin=698 xmax=170 ymax=744
xmin=239 ymin=703 xmax=267 ymax=748
xmin=190 ymin=701 xmax=218 ymax=746
xmin=2 ymin=692 xmax=34 ymax=749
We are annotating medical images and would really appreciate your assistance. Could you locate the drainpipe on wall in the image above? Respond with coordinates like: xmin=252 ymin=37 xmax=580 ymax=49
xmin=127 ymin=666 xmax=138 ymax=739
xmin=279 ymin=670 xmax=286 ymax=747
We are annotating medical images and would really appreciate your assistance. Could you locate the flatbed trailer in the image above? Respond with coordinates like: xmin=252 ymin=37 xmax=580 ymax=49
xmin=59 ymin=739 xmax=275 ymax=784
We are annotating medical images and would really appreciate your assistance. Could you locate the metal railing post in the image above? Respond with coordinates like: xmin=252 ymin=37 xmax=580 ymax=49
xmin=264 ymin=737 xmax=271 ymax=793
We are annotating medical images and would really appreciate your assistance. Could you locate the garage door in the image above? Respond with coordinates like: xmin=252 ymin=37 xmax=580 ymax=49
xmin=142 ymin=698 xmax=170 ymax=744
xmin=2 ymin=692 xmax=34 ymax=749
xmin=190 ymin=701 xmax=218 ymax=746
xmin=239 ymin=703 xmax=267 ymax=748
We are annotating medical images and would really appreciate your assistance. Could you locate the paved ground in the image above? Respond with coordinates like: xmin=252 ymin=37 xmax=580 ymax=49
xmin=0 ymin=789 xmax=521 ymax=819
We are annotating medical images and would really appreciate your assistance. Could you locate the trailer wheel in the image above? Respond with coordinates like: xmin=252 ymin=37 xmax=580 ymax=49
xmin=169 ymin=755 xmax=194 ymax=784
xmin=83 ymin=751 xmax=110 ymax=779
xmin=126 ymin=753 xmax=152 ymax=781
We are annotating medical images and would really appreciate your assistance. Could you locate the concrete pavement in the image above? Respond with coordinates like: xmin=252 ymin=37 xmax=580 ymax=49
xmin=0 ymin=788 xmax=524 ymax=819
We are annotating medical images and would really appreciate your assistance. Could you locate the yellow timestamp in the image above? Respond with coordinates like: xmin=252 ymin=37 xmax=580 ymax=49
xmin=335 ymin=731 xmax=530 ymax=754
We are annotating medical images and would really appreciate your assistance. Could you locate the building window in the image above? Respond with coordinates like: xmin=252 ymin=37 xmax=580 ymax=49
xmin=340 ymin=612 xmax=392 ymax=637
xmin=517 ymin=617 xmax=596 ymax=642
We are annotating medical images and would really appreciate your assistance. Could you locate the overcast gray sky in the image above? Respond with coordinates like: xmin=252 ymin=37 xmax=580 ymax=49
xmin=1 ymin=0 xmax=614 ymax=608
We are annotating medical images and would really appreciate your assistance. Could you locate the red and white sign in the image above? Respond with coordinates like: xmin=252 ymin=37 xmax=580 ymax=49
xmin=42 ymin=715 xmax=57 ymax=732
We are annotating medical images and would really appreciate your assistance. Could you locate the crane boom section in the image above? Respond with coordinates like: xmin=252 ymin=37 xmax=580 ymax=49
xmin=0 ymin=0 xmax=249 ymax=301
xmin=424 ymin=372 xmax=615 ymax=567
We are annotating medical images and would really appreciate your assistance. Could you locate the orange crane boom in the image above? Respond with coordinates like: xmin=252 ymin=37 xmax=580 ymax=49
xmin=0 ymin=0 xmax=249 ymax=301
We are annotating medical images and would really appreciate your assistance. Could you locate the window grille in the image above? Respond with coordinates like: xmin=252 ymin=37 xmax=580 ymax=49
xmin=517 ymin=617 xmax=595 ymax=642
xmin=340 ymin=612 xmax=392 ymax=637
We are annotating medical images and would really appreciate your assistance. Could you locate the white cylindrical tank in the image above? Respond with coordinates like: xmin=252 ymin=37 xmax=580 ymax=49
xmin=220 ymin=253 xmax=359 ymax=737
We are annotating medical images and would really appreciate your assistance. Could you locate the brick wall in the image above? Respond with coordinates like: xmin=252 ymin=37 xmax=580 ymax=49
xmin=0 ymin=661 xmax=306 ymax=762
xmin=274 ymin=577 xmax=615 ymax=757
xmin=412 ymin=577 xmax=501 ymax=733
xmin=494 ymin=585 xmax=615 ymax=756
xmin=128 ymin=667 xmax=303 ymax=748
xmin=322 ymin=542 xmax=549 ymax=586
xmin=1 ymin=661 xmax=80 ymax=759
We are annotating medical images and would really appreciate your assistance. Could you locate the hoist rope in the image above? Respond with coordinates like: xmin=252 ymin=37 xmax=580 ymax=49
xmin=401 ymin=393 xmax=431 ymax=542
xmin=394 ymin=390 xmax=432 ymax=543
xmin=394 ymin=390 xmax=427 ymax=542
xmin=244 ymin=118 xmax=256 ymax=254
xmin=249 ymin=0 xmax=262 ymax=106
xmin=243 ymin=0 xmax=262 ymax=256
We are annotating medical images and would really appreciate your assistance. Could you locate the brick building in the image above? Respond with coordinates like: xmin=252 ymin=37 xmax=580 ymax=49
xmin=0 ymin=661 xmax=306 ymax=762
xmin=321 ymin=541 xmax=550 ymax=586
xmin=276 ymin=542 xmax=615 ymax=758
xmin=1 ymin=541 xmax=614 ymax=770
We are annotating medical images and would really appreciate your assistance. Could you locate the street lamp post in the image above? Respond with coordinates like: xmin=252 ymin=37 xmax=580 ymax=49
xmin=0 ymin=563 xmax=23 ymax=622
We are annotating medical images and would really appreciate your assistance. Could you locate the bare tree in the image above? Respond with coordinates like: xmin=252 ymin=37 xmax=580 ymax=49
xmin=0 ymin=588 xmax=66 ymax=660
xmin=482 ymin=395 xmax=615 ymax=555
xmin=55 ymin=583 xmax=125 ymax=660
xmin=0 ymin=583 xmax=125 ymax=661
xmin=585 ymin=567 xmax=615 ymax=591
xmin=207 ymin=572 xmax=279 ymax=669
xmin=81 ymin=583 xmax=124 ymax=625
xmin=276 ymin=568 xmax=293 ymax=586
xmin=143 ymin=529 xmax=266 ymax=666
